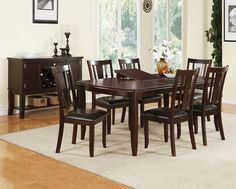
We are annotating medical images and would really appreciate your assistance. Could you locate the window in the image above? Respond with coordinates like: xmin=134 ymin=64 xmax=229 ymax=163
xmin=98 ymin=0 xmax=138 ymax=67
xmin=153 ymin=0 xmax=182 ymax=71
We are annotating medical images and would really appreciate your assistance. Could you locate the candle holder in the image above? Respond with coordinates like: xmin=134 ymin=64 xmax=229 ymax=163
xmin=64 ymin=32 xmax=72 ymax=57
xmin=60 ymin=48 xmax=66 ymax=56
xmin=53 ymin=42 xmax=59 ymax=57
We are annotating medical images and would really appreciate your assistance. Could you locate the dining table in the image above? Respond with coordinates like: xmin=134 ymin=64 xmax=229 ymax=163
xmin=76 ymin=69 xmax=204 ymax=156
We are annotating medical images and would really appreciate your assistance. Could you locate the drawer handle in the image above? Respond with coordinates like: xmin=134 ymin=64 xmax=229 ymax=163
xmin=40 ymin=73 xmax=43 ymax=76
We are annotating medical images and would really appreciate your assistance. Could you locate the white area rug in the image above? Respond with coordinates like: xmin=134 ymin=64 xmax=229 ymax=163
xmin=1 ymin=113 xmax=236 ymax=189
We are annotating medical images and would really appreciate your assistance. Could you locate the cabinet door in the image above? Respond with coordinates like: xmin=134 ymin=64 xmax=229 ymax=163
xmin=23 ymin=62 xmax=41 ymax=89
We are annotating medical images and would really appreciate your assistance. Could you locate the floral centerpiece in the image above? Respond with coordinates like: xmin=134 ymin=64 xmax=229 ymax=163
xmin=150 ymin=40 xmax=178 ymax=74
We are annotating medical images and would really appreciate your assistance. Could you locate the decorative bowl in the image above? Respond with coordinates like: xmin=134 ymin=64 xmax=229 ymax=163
xmin=164 ymin=73 xmax=175 ymax=78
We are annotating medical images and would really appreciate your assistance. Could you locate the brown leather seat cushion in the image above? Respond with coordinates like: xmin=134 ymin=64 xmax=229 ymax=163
xmin=143 ymin=107 xmax=189 ymax=122
xmin=66 ymin=109 xmax=107 ymax=122
xmin=96 ymin=95 xmax=130 ymax=106
xmin=193 ymin=101 xmax=217 ymax=113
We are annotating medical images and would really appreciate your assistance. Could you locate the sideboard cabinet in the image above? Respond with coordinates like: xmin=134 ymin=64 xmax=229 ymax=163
xmin=8 ymin=56 xmax=83 ymax=118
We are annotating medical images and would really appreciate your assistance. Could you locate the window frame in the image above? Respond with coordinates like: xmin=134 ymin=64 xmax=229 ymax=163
xmin=97 ymin=0 xmax=140 ymax=63
xmin=152 ymin=0 xmax=184 ymax=70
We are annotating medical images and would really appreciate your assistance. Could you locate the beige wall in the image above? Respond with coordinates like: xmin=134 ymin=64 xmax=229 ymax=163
xmin=207 ymin=0 xmax=236 ymax=104
xmin=222 ymin=40 xmax=236 ymax=104
xmin=0 ymin=0 xmax=234 ymax=115
xmin=222 ymin=8 xmax=236 ymax=104
xmin=140 ymin=0 xmax=153 ymax=72
xmin=0 ymin=0 xmax=98 ymax=114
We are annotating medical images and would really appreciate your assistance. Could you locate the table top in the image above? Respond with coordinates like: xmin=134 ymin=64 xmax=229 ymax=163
xmin=77 ymin=77 xmax=175 ymax=90
xmin=77 ymin=75 xmax=205 ymax=95
xmin=115 ymin=69 xmax=159 ymax=80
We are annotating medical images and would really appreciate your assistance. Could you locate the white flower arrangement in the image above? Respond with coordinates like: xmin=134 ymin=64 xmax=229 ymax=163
xmin=150 ymin=40 xmax=178 ymax=61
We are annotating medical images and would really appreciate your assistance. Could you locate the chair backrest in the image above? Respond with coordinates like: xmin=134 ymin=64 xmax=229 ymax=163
xmin=51 ymin=65 xmax=77 ymax=112
xmin=87 ymin=60 xmax=114 ymax=80
xmin=187 ymin=58 xmax=212 ymax=77
xmin=202 ymin=65 xmax=229 ymax=105
xmin=171 ymin=68 xmax=199 ymax=111
xmin=118 ymin=58 xmax=141 ymax=70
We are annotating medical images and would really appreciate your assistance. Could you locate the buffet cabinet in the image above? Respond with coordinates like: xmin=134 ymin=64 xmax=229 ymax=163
xmin=8 ymin=56 xmax=83 ymax=118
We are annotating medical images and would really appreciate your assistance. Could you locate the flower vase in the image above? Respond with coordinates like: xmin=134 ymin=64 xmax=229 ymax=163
xmin=157 ymin=58 xmax=168 ymax=75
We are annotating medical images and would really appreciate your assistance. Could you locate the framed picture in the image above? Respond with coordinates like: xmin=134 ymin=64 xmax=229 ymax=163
xmin=224 ymin=0 xmax=236 ymax=41
xmin=33 ymin=0 xmax=58 ymax=24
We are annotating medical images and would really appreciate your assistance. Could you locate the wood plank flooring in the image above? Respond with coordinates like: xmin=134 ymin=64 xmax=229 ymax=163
xmin=0 ymin=108 xmax=131 ymax=189
xmin=0 ymin=103 xmax=235 ymax=189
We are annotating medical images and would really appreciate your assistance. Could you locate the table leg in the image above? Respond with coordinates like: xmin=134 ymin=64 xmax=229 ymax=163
xmin=163 ymin=93 xmax=170 ymax=138
xmin=163 ymin=93 xmax=169 ymax=107
xmin=76 ymin=89 xmax=80 ymax=107
xmin=8 ymin=90 xmax=14 ymax=115
xmin=19 ymin=94 xmax=25 ymax=119
xmin=78 ymin=85 xmax=86 ymax=140
xmin=129 ymin=91 xmax=138 ymax=156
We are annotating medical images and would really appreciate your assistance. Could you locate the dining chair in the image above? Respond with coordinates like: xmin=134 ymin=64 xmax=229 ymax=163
xmin=187 ymin=58 xmax=212 ymax=95
xmin=192 ymin=65 xmax=229 ymax=146
xmin=188 ymin=58 xmax=213 ymax=125
xmin=142 ymin=68 xmax=199 ymax=156
xmin=187 ymin=58 xmax=212 ymax=77
xmin=118 ymin=58 xmax=162 ymax=128
xmin=176 ymin=58 xmax=212 ymax=135
xmin=118 ymin=58 xmax=141 ymax=70
xmin=51 ymin=65 xmax=107 ymax=157
xmin=175 ymin=58 xmax=211 ymax=102
xmin=87 ymin=59 xmax=130 ymax=134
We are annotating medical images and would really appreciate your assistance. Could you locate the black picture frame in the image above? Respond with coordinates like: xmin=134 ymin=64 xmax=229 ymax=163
xmin=224 ymin=0 xmax=236 ymax=41
xmin=33 ymin=0 xmax=58 ymax=24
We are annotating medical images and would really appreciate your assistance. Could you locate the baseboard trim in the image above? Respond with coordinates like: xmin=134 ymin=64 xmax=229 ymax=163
xmin=0 ymin=106 xmax=58 ymax=117
xmin=0 ymin=108 xmax=8 ymax=116
xmin=222 ymin=98 xmax=236 ymax=105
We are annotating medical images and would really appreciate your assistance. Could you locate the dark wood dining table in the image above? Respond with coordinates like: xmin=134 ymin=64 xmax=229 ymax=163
xmin=76 ymin=70 xmax=204 ymax=156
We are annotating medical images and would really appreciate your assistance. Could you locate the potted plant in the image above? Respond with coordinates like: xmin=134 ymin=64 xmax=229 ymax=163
xmin=150 ymin=40 xmax=178 ymax=75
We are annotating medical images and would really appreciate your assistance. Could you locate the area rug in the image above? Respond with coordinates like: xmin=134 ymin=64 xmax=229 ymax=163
xmin=1 ymin=113 xmax=236 ymax=189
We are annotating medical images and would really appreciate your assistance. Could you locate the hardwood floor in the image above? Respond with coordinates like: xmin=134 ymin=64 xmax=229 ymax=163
xmin=0 ymin=108 xmax=131 ymax=189
xmin=0 ymin=103 xmax=235 ymax=189
xmin=222 ymin=103 xmax=236 ymax=114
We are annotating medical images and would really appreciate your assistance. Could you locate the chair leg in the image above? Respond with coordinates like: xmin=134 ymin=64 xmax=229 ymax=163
xmin=112 ymin=108 xmax=115 ymax=125
xmin=207 ymin=115 xmax=211 ymax=122
xmin=201 ymin=115 xmax=207 ymax=146
xmin=217 ymin=111 xmax=225 ymax=140
xmin=188 ymin=115 xmax=196 ymax=149
xmin=170 ymin=123 xmax=176 ymax=157
xmin=81 ymin=125 xmax=86 ymax=140
xmin=193 ymin=116 xmax=198 ymax=134
xmin=164 ymin=124 xmax=168 ymax=142
xmin=92 ymin=93 xmax=96 ymax=109
xmin=158 ymin=98 xmax=162 ymax=108
xmin=143 ymin=118 xmax=149 ymax=148
xmin=102 ymin=119 xmax=107 ymax=148
xmin=56 ymin=122 xmax=64 ymax=153
xmin=72 ymin=124 xmax=78 ymax=144
xmin=214 ymin=115 xmax=219 ymax=131
xmin=140 ymin=103 xmax=144 ymax=128
xmin=121 ymin=107 xmax=126 ymax=123
xmin=177 ymin=123 xmax=181 ymax=139
xmin=89 ymin=125 xmax=95 ymax=157
xmin=107 ymin=109 xmax=112 ymax=135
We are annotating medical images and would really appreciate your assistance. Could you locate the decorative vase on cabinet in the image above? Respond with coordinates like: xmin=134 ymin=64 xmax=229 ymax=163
xmin=157 ymin=58 xmax=168 ymax=75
